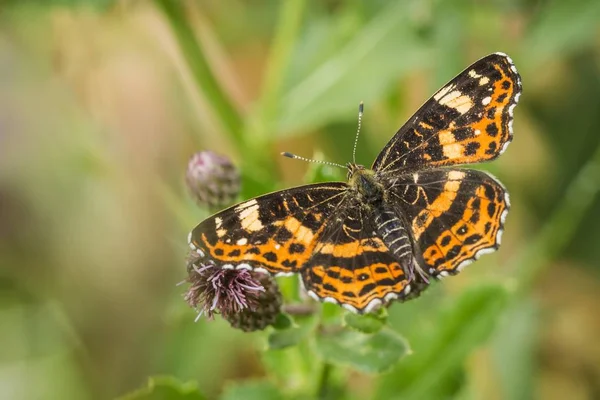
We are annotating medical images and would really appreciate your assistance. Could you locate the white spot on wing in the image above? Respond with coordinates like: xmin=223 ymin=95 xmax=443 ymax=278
xmin=236 ymin=238 xmax=248 ymax=245
xmin=482 ymin=96 xmax=492 ymax=106
xmin=437 ymin=90 xmax=474 ymax=114
xmin=254 ymin=267 xmax=269 ymax=274
xmin=364 ymin=299 xmax=382 ymax=314
xmin=342 ymin=304 xmax=358 ymax=313
xmin=307 ymin=290 xmax=320 ymax=302
xmin=238 ymin=200 xmax=264 ymax=232
xmin=456 ymin=259 xmax=474 ymax=272
xmin=433 ymin=84 xmax=455 ymax=101
xmin=443 ymin=143 xmax=464 ymax=159
xmin=448 ymin=170 xmax=466 ymax=180
xmin=384 ymin=292 xmax=398 ymax=302
xmin=468 ymin=69 xmax=481 ymax=78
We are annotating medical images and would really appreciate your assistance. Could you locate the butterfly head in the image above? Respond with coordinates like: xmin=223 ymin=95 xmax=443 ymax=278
xmin=347 ymin=163 xmax=383 ymax=202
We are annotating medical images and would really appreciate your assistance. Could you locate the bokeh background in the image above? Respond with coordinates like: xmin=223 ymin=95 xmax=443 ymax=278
xmin=1 ymin=1 xmax=599 ymax=399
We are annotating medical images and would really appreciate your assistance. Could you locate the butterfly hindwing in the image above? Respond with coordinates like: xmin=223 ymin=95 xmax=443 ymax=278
xmin=189 ymin=183 xmax=349 ymax=275
xmin=387 ymin=168 xmax=509 ymax=275
xmin=373 ymin=53 xmax=521 ymax=175
xmin=301 ymin=207 xmax=410 ymax=313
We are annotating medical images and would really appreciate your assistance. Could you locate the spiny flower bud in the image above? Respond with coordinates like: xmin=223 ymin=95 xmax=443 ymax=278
xmin=185 ymin=151 xmax=240 ymax=209
xmin=223 ymin=272 xmax=283 ymax=332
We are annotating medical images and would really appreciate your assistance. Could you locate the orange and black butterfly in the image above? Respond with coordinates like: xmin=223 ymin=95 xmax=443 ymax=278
xmin=189 ymin=53 xmax=521 ymax=313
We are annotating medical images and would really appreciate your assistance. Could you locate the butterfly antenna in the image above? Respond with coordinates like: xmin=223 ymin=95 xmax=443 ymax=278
xmin=352 ymin=101 xmax=364 ymax=164
xmin=280 ymin=152 xmax=346 ymax=169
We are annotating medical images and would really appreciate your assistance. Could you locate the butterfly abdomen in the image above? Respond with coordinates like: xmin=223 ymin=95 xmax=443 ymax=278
xmin=374 ymin=209 xmax=413 ymax=265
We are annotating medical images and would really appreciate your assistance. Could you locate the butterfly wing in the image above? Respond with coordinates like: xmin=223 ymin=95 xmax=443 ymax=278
xmin=189 ymin=183 xmax=349 ymax=275
xmin=386 ymin=168 xmax=509 ymax=276
xmin=300 ymin=205 xmax=410 ymax=313
xmin=373 ymin=53 xmax=521 ymax=175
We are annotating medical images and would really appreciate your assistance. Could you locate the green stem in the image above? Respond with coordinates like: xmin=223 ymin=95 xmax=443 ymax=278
xmin=317 ymin=362 xmax=333 ymax=400
xmin=515 ymin=143 xmax=600 ymax=293
xmin=254 ymin=0 xmax=305 ymax=138
xmin=154 ymin=0 xmax=244 ymax=143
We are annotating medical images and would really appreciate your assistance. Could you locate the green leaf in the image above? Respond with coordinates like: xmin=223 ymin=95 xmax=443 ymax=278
xmin=119 ymin=376 xmax=205 ymax=400
xmin=315 ymin=327 xmax=410 ymax=373
xmin=220 ymin=380 xmax=284 ymax=400
xmin=344 ymin=309 xmax=387 ymax=334
xmin=320 ymin=302 xmax=344 ymax=326
xmin=271 ymin=313 xmax=294 ymax=330
xmin=267 ymin=315 xmax=317 ymax=350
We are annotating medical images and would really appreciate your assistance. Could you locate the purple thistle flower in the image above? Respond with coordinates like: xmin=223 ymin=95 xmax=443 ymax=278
xmin=185 ymin=253 xmax=265 ymax=321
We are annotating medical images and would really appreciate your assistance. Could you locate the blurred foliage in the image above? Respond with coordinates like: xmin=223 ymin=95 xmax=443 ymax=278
xmin=1 ymin=0 xmax=600 ymax=399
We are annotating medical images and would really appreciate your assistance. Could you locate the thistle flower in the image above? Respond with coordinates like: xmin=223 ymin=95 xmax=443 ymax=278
xmin=185 ymin=253 xmax=264 ymax=320
xmin=185 ymin=253 xmax=283 ymax=331
xmin=185 ymin=151 xmax=240 ymax=209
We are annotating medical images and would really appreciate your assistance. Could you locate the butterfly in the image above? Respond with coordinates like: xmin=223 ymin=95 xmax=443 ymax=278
xmin=188 ymin=53 xmax=521 ymax=314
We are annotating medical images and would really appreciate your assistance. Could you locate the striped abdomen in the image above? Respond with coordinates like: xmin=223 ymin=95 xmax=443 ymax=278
xmin=374 ymin=208 xmax=413 ymax=266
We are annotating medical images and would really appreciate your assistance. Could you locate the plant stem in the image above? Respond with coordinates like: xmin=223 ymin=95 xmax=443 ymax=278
xmin=154 ymin=0 xmax=244 ymax=143
xmin=317 ymin=362 xmax=333 ymax=400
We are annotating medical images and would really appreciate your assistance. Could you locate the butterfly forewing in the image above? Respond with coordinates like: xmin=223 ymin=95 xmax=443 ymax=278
xmin=189 ymin=183 xmax=349 ymax=275
xmin=373 ymin=53 xmax=521 ymax=175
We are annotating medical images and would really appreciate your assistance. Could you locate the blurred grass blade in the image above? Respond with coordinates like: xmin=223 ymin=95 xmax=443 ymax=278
xmin=251 ymin=0 xmax=306 ymax=141
xmin=491 ymin=301 xmax=538 ymax=400
xmin=516 ymin=140 xmax=600 ymax=293
xmin=154 ymin=0 xmax=243 ymax=141
xmin=277 ymin=0 xmax=432 ymax=135
xmin=522 ymin=0 xmax=600 ymax=66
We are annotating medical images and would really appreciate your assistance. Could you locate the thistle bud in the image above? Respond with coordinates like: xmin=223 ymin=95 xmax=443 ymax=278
xmin=185 ymin=151 xmax=240 ymax=209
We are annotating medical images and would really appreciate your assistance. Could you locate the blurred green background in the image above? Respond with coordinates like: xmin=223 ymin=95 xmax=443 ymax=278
xmin=1 ymin=0 xmax=599 ymax=399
